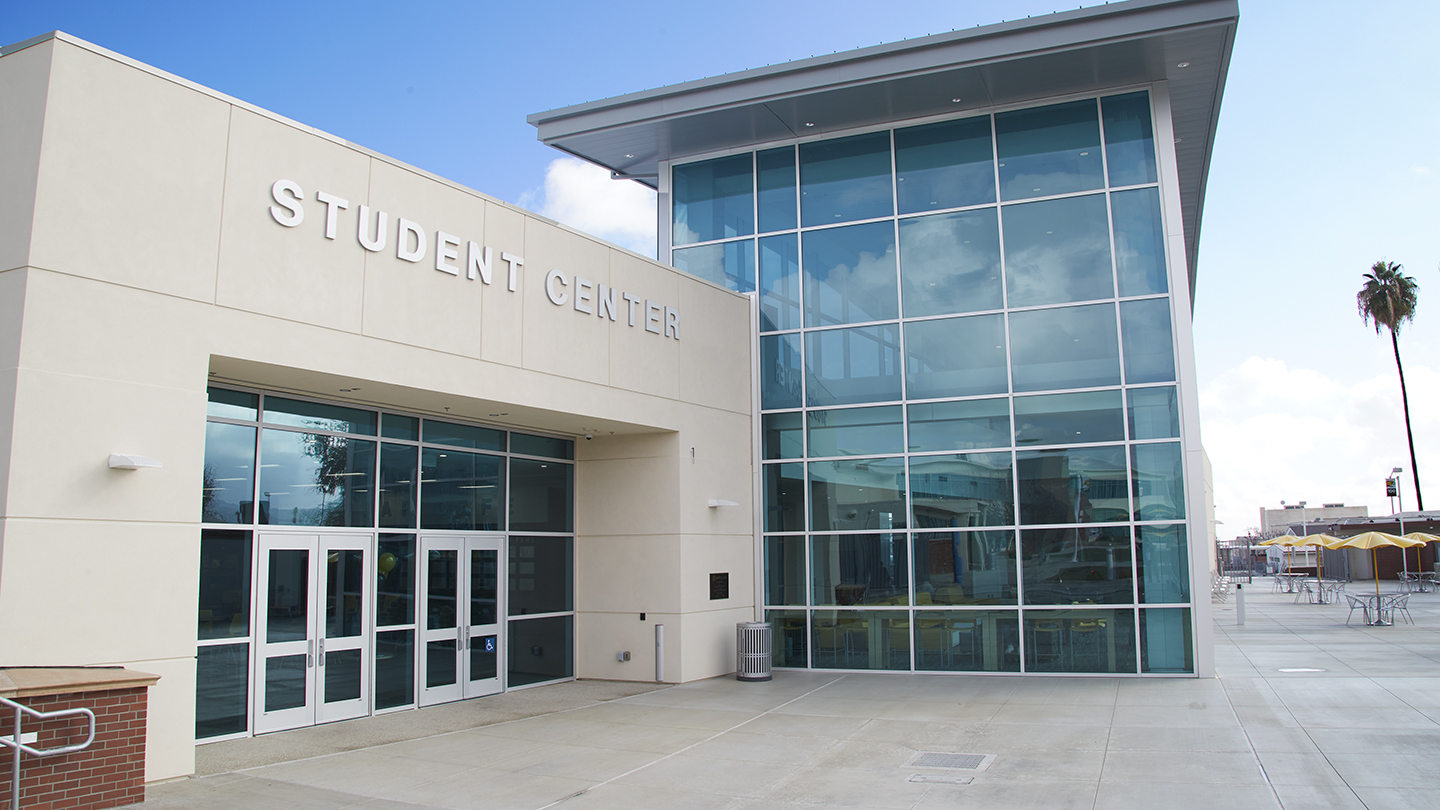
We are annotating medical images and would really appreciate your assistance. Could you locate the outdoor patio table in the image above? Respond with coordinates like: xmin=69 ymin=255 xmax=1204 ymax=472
xmin=1419 ymin=573 xmax=1439 ymax=593
xmin=1275 ymin=572 xmax=1308 ymax=593
xmin=1315 ymin=580 xmax=1345 ymax=604
xmin=1346 ymin=592 xmax=1398 ymax=626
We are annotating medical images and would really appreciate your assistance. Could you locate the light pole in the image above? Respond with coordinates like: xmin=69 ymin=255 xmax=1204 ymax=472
xmin=1392 ymin=467 xmax=1406 ymax=534
xmin=1298 ymin=501 xmax=1313 ymax=576
xmin=1391 ymin=467 xmax=1409 ymax=576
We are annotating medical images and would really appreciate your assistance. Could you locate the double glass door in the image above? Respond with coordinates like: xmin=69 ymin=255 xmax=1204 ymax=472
xmin=254 ymin=533 xmax=370 ymax=734
xmin=419 ymin=534 xmax=504 ymax=705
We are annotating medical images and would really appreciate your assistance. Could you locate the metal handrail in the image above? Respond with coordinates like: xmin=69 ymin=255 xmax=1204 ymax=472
xmin=0 ymin=695 xmax=97 ymax=810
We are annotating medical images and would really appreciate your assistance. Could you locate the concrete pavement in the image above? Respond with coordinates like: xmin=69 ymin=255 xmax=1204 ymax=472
xmin=126 ymin=584 xmax=1440 ymax=809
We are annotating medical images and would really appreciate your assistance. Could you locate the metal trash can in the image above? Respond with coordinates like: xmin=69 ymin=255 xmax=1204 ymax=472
xmin=736 ymin=621 xmax=772 ymax=681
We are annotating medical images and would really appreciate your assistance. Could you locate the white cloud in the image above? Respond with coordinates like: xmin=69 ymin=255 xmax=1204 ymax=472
xmin=521 ymin=158 xmax=657 ymax=258
xmin=1201 ymin=356 xmax=1439 ymax=539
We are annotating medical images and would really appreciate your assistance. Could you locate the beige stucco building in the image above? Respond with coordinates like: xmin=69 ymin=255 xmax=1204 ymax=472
xmin=1 ymin=32 xmax=754 ymax=781
xmin=1259 ymin=503 xmax=1369 ymax=535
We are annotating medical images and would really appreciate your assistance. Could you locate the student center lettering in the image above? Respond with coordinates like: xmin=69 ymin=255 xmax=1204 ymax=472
xmin=269 ymin=178 xmax=682 ymax=338
xmin=0 ymin=0 xmax=1233 ymax=782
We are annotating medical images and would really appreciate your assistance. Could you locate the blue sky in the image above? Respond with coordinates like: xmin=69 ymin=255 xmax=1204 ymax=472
xmin=3 ymin=0 xmax=1436 ymax=538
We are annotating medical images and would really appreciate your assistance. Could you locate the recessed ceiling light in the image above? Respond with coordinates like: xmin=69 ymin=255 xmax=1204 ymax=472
xmin=804 ymin=122 xmax=815 ymax=127
xmin=1176 ymin=61 xmax=1191 ymax=68
xmin=951 ymin=97 xmax=963 ymax=103
xmin=624 ymin=154 xmax=634 ymax=158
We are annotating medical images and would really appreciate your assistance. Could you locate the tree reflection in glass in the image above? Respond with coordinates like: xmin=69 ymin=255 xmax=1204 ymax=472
xmin=258 ymin=430 xmax=375 ymax=527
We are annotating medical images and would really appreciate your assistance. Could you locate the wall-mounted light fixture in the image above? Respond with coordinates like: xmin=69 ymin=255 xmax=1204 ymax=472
xmin=109 ymin=454 xmax=162 ymax=470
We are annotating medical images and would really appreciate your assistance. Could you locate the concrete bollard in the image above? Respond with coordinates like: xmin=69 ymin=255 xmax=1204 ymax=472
xmin=1236 ymin=583 xmax=1245 ymax=625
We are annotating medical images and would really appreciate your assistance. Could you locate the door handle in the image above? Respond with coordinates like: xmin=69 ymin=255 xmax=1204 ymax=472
xmin=319 ymin=638 xmax=326 ymax=666
xmin=307 ymin=639 xmax=315 ymax=668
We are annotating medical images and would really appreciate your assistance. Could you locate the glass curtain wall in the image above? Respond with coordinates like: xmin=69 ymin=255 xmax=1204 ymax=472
xmin=676 ymin=90 xmax=1192 ymax=674
xmin=198 ymin=387 xmax=576 ymax=739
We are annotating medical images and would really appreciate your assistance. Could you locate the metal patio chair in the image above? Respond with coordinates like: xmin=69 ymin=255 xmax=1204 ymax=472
xmin=1389 ymin=593 xmax=1414 ymax=625
xmin=1344 ymin=593 xmax=1367 ymax=626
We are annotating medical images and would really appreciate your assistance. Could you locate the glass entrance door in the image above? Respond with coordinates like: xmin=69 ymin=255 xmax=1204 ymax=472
xmin=465 ymin=539 xmax=503 ymax=698
xmin=419 ymin=534 xmax=504 ymax=706
xmin=254 ymin=533 xmax=370 ymax=734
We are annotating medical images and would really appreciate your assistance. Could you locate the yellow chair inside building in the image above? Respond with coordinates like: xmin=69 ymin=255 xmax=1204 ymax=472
xmin=1030 ymin=618 xmax=1065 ymax=669
xmin=1068 ymin=615 xmax=1108 ymax=670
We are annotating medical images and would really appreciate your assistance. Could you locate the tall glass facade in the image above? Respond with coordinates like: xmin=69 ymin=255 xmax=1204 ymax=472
xmin=672 ymin=91 xmax=1193 ymax=674
xmin=198 ymin=386 xmax=576 ymax=738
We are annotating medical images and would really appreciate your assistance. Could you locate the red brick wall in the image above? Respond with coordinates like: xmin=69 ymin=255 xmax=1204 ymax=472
xmin=1373 ymin=545 xmax=1434 ymax=581
xmin=0 ymin=687 xmax=148 ymax=810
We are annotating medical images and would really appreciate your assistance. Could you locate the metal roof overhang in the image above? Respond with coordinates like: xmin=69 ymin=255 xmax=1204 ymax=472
xmin=528 ymin=0 xmax=1237 ymax=301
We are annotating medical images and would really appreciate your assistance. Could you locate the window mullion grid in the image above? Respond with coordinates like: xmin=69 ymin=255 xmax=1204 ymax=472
xmin=1131 ymin=606 xmax=1144 ymax=675
xmin=1095 ymin=95 xmax=1113 ymax=190
xmin=884 ymin=90 xmax=910 ymax=672
xmin=1103 ymin=190 xmax=1122 ymax=305
xmin=752 ymin=150 xmax=760 ymax=242
xmin=804 ymin=523 xmax=813 ymax=669
xmin=989 ymin=108 xmax=1024 ymax=664
xmin=773 ymin=97 xmax=1179 ymax=675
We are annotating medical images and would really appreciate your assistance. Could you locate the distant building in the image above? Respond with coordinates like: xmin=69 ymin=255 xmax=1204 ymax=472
xmin=1259 ymin=502 xmax=1368 ymax=535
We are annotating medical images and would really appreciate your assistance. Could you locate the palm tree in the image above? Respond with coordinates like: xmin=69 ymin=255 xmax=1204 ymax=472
xmin=1357 ymin=260 xmax=1423 ymax=510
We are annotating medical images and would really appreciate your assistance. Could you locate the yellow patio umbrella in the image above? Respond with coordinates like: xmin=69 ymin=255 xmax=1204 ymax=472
xmin=1405 ymin=532 xmax=1440 ymax=576
xmin=1292 ymin=533 xmax=1341 ymax=587
xmin=1267 ymin=533 xmax=1339 ymax=596
xmin=1324 ymin=532 xmax=1427 ymax=595
xmin=1261 ymin=533 xmax=1329 ymax=571
xmin=1258 ymin=534 xmax=1303 ymax=574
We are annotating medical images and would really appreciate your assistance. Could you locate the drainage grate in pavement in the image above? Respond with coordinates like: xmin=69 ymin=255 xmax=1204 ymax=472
xmin=906 ymin=752 xmax=989 ymax=770
xmin=909 ymin=774 xmax=973 ymax=785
